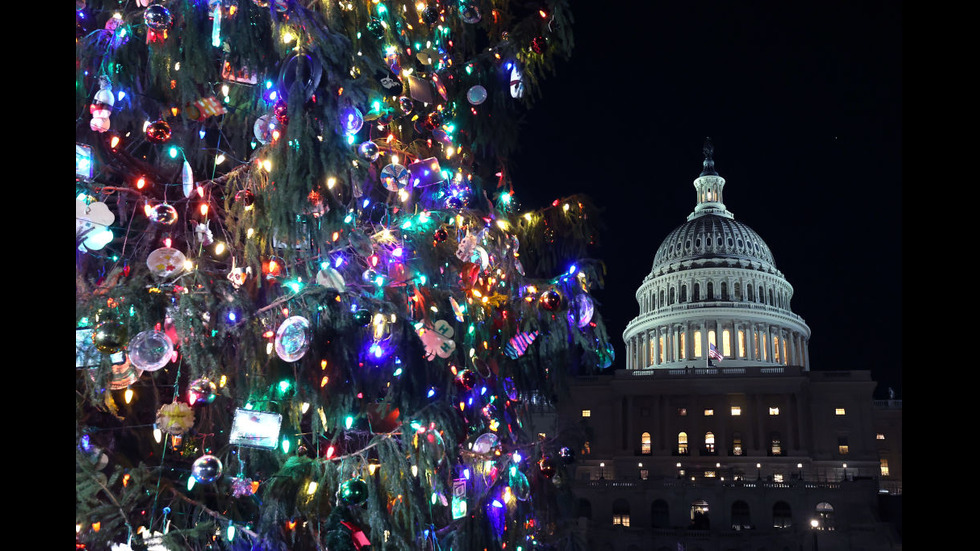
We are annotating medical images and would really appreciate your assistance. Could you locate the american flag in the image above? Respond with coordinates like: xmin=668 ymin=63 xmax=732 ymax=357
xmin=708 ymin=343 xmax=724 ymax=362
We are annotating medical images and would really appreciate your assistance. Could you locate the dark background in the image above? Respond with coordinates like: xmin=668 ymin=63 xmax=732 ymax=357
xmin=510 ymin=1 xmax=902 ymax=398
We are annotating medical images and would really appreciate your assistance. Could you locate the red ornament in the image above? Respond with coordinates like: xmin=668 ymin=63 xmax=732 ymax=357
xmin=146 ymin=120 xmax=172 ymax=143
xmin=273 ymin=99 xmax=289 ymax=125
xmin=531 ymin=36 xmax=547 ymax=54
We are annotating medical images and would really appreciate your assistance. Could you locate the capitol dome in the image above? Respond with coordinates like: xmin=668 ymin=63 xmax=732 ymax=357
xmin=623 ymin=140 xmax=810 ymax=372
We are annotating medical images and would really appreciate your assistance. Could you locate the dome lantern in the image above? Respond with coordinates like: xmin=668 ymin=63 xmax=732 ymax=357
xmin=691 ymin=137 xmax=732 ymax=220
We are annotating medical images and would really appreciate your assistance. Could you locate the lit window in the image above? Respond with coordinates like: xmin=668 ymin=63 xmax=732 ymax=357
xmin=679 ymin=332 xmax=686 ymax=359
xmin=773 ymin=473 xmax=784 ymax=483
xmin=731 ymin=406 xmax=741 ymax=416
xmin=732 ymin=435 xmax=743 ymax=456
xmin=704 ymin=409 xmax=714 ymax=416
xmin=678 ymin=408 xmax=688 ymax=416
xmin=694 ymin=331 xmax=703 ymax=358
xmin=835 ymin=408 xmax=846 ymax=416
xmin=773 ymin=335 xmax=780 ymax=363
xmin=738 ymin=330 xmax=746 ymax=357
xmin=769 ymin=407 xmax=780 ymax=416
xmin=762 ymin=333 xmax=768 ymax=360
xmin=880 ymin=459 xmax=890 ymax=476
xmin=704 ymin=471 xmax=716 ymax=478
xmin=538 ymin=432 xmax=547 ymax=440
xmin=678 ymin=432 xmax=689 ymax=455
xmin=659 ymin=335 xmax=665 ymax=363
xmin=641 ymin=432 xmax=651 ymax=454
xmin=838 ymin=437 xmax=849 ymax=455
xmin=876 ymin=433 xmax=886 ymax=440
xmin=722 ymin=329 xmax=732 ymax=357
xmin=705 ymin=432 xmax=715 ymax=453
xmin=612 ymin=514 xmax=630 ymax=527
xmin=581 ymin=409 xmax=591 ymax=418
xmin=771 ymin=437 xmax=782 ymax=456
xmin=581 ymin=441 xmax=591 ymax=455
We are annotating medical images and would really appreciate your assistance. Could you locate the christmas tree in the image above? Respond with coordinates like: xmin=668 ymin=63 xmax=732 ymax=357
xmin=76 ymin=1 xmax=614 ymax=549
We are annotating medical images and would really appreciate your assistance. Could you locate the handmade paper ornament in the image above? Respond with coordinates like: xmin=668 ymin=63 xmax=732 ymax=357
xmin=227 ymin=261 xmax=251 ymax=289
xmin=148 ymin=203 xmax=178 ymax=225
xmin=380 ymin=163 xmax=410 ymax=191
xmin=187 ymin=377 xmax=217 ymax=405
xmin=127 ymin=330 xmax=174 ymax=371
xmin=194 ymin=222 xmax=214 ymax=246
xmin=404 ymin=74 xmax=437 ymax=104
xmin=466 ymin=85 xmax=487 ymax=105
xmin=316 ymin=265 xmax=346 ymax=293
xmin=415 ymin=319 xmax=456 ymax=360
xmin=76 ymin=199 xmax=115 ymax=252
xmin=358 ymin=141 xmax=380 ymax=162
xmin=503 ymin=330 xmax=538 ymax=359
xmin=155 ymin=402 xmax=195 ymax=435
xmin=275 ymin=316 xmax=311 ymax=362
xmin=407 ymin=157 xmax=444 ymax=187
xmin=375 ymin=69 xmax=403 ymax=96
xmin=191 ymin=454 xmax=223 ymax=484
xmin=145 ymin=120 xmax=172 ymax=143
xmin=509 ymin=65 xmax=525 ymax=98
xmin=339 ymin=477 xmax=370 ymax=505
xmin=108 ymin=356 xmax=143 ymax=390
xmin=147 ymin=247 xmax=186 ymax=278
xmin=567 ymin=294 xmax=594 ymax=328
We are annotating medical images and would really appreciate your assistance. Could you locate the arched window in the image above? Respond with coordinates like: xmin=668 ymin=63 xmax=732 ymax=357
xmin=707 ymin=282 xmax=714 ymax=300
xmin=769 ymin=289 xmax=774 ymax=305
xmin=722 ymin=329 xmax=732 ymax=357
xmin=747 ymin=284 xmax=754 ymax=302
xmin=704 ymin=432 xmax=716 ymax=455
xmin=641 ymin=432 xmax=651 ymax=455
xmin=669 ymin=287 xmax=675 ymax=305
xmin=694 ymin=331 xmax=703 ymax=358
xmin=680 ymin=285 xmax=687 ymax=303
xmin=677 ymin=432 xmax=689 ymax=455
xmin=721 ymin=281 xmax=729 ymax=300
xmin=659 ymin=289 xmax=665 ymax=306
xmin=731 ymin=501 xmax=751 ymax=530
xmin=758 ymin=285 xmax=764 ymax=303
xmin=651 ymin=499 xmax=670 ymax=528
xmin=690 ymin=500 xmax=710 ymax=530
xmin=612 ymin=498 xmax=631 ymax=527
xmin=773 ymin=335 xmax=781 ymax=363
xmin=734 ymin=282 xmax=742 ymax=301
xmin=815 ymin=502 xmax=835 ymax=530
xmin=773 ymin=501 xmax=792 ymax=528
xmin=693 ymin=283 xmax=701 ymax=301
xmin=770 ymin=433 xmax=783 ymax=456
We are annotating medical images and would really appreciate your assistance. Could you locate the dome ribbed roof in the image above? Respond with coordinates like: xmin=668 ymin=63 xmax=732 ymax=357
xmin=650 ymin=214 xmax=780 ymax=276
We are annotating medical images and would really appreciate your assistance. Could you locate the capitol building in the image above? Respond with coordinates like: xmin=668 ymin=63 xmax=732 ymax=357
xmin=538 ymin=142 xmax=902 ymax=551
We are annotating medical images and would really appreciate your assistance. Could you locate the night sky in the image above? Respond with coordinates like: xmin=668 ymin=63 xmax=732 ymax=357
xmin=510 ymin=1 xmax=902 ymax=397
